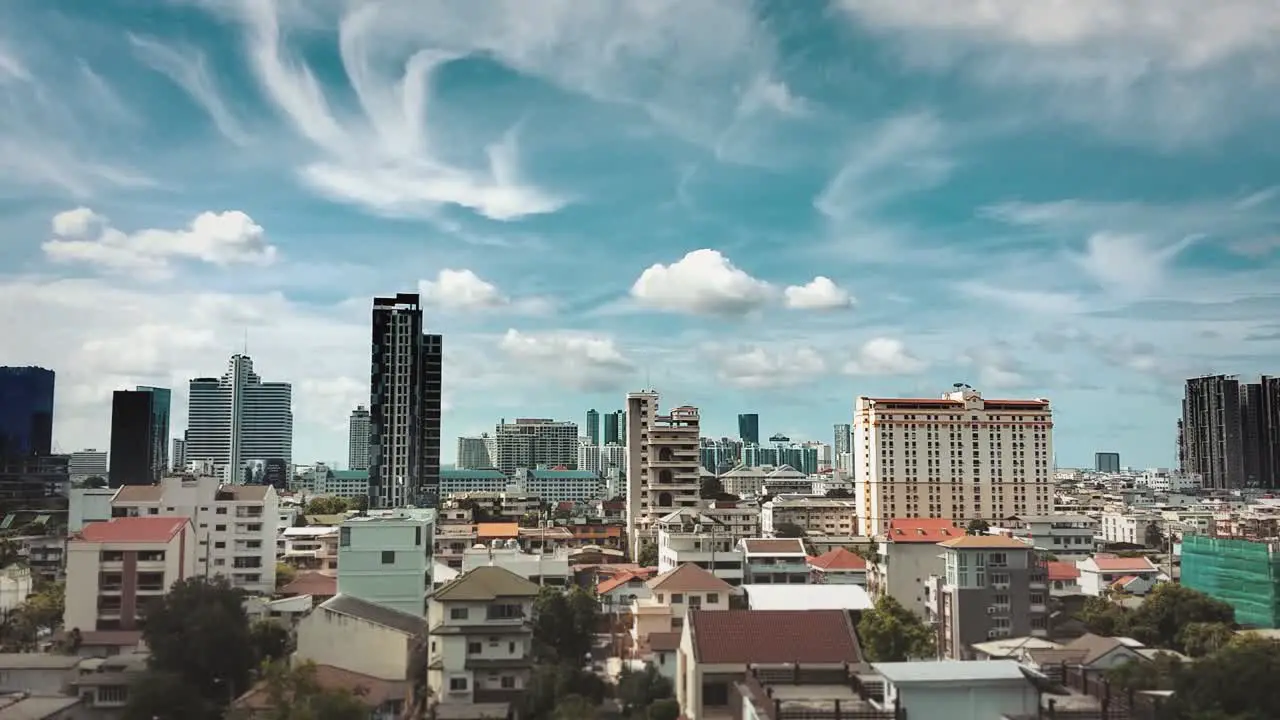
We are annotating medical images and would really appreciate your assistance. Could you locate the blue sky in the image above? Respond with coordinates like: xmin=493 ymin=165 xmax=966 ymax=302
xmin=2 ymin=0 xmax=1279 ymax=470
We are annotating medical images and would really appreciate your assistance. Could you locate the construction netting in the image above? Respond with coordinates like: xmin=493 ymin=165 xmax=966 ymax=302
xmin=1181 ymin=535 xmax=1280 ymax=628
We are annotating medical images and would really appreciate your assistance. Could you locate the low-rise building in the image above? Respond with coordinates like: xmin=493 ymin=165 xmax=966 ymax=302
xmin=519 ymin=469 xmax=605 ymax=504
xmin=762 ymin=497 xmax=858 ymax=536
xmin=631 ymin=564 xmax=733 ymax=656
xmin=872 ymin=660 xmax=1039 ymax=720
xmin=996 ymin=514 xmax=1099 ymax=560
xmin=737 ymin=539 xmax=808 ymax=585
xmin=807 ymin=547 xmax=868 ymax=585
xmin=719 ymin=465 xmax=810 ymax=498
xmin=279 ymin=526 xmax=339 ymax=573
xmin=337 ymin=510 xmax=434 ymax=617
xmin=1077 ymin=553 xmax=1161 ymax=597
xmin=656 ymin=513 xmax=744 ymax=586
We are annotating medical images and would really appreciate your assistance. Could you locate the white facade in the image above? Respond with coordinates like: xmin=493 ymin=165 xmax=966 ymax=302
xmin=626 ymin=391 xmax=702 ymax=555
xmin=854 ymin=387 xmax=1054 ymax=536
xmin=762 ymin=497 xmax=858 ymax=536
xmin=996 ymin=515 xmax=1099 ymax=560
xmin=68 ymin=449 xmax=108 ymax=481
xmin=348 ymin=406 xmax=371 ymax=472
xmin=69 ymin=487 xmax=116 ymax=532
xmin=279 ymin=526 xmax=340 ymax=573
xmin=1134 ymin=469 xmax=1201 ymax=493
xmin=655 ymin=514 xmax=744 ymax=586
xmin=186 ymin=354 xmax=293 ymax=481
xmin=875 ymin=661 xmax=1039 ymax=720
xmin=439 ymin=471 xmax=517 ymax=497
xmin=492 ymin=419 xmax=579 ymax=476
xmin=1099 ymin=511 xmax=1157 ymax=545
xmin=337 ymin=511 xmax=434 ymax=617
xmin=112 ymin=475 xmax=279 ymax=595
xmin=520 ymin=469 xmax=606 ymax=504
xmin=577 ymin=439 xmax=602 ymax=474
xmin=719 ymin=464 xmax=810 ymax=498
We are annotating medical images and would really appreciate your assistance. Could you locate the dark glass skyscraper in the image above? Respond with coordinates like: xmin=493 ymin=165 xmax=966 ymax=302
xmin=586 ymin=409 xmax=600 ymax=446
xmin=738 ymin=413 xmax=760 ymax=445
xmin=0 ymin=367 xmax=55 ymax=457
xmin=603 ymin=410 xmax=626 ymax=446
xmin=136 ymin=386 xmax=171 ymax=482
xmin=109 ymin=390 xmax=155 ymax=487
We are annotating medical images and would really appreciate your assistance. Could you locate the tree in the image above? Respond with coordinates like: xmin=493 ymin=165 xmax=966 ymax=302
xmin=552 ymin=694 xmax=599 ymax=720
xmin=1127 ymin=584 xmax=1234 ymax=651
xmin=305 ymin=497 xmax=349 ymax=516
xmin=15 ymin=581 xmax=64 ymax=640
xmin=966 ymin=519 xmax=990 ymax=536
xmin=83 ymin=475 xmax=108 ymax=489
xmin=122 ymin=671 xmax=220 ymax=720
xmin=1178 ymin=622 xmax=1235 ymax=658
xmin=636 ymin=543 xmax=658 ymax=567
xmin=857 ymin=595 xmax=935 ymax=661
xmin=825 ymin=488 xmax=853 ymax=498
xmin=1111 ymin=635 xmax=1280 ymax=719
xmin=1144 ymin=522 xmax=1165 ymax=550
xmin=139 ymin=576 xmax=256 ymax=708
xmin=1077 ymin=596 xmax=1131 ymax=638
xmin=773 ymin=522 xmax=806 ymax=539
xmin=250 ymin=620 xmax=294 ymax=664
xmin=275 ymin=562 xmax=297 ymax=590
xmin=617 ymin=665 xmax=673 ymax=715
xmin=254 ymin=660 xmax=369 ymax=720
xmin=349 ymin=494 xmax=370 ymax=513
xmin=0 ymin=538 xmax=23 ymax=568
xmin=532 ymin=586 xmax=598 ymax=664
xmin=648 ymin=699 xmax=680 ymax=720
xmin=522 ymin=664 xmax=609 ymax=720
xmin=292 ymin=514 xmax=309 ymax=528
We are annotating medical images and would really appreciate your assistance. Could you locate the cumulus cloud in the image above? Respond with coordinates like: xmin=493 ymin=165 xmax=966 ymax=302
xmin=498 ymin=329 xmax=634 ymax=390
xmin=714 ymin=345 xmax=827 ymax=388
xmin=418 ymin=269 xmax=552 ymax=315
xmin=784 ymin=277 xmax=854 ymax=310
xmin=842 ymin=337 xmax=927 ymax=375
xmin=42 ymin=207 xmax=278 ymax=277
xmin=631 ymin=249 xmax=773 ymax=315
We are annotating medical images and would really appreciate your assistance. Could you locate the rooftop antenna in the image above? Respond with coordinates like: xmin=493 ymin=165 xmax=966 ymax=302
xmin=243 ymin=327 xmax=249 ymax=355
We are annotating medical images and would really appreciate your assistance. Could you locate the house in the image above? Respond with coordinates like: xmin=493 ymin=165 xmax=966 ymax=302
xmin=677 ymin=609 xmax=866 ymax=720
xmin=807 ymin=547 xmax=868 ymax=585
xmin=1046 ymin=561 xmax=1082 ymax=595
xmin=0 ymin=654 xmax=81 ymax=694
xmin=426 ymin=566 xmax=539 ymax=717
xmin=278 ymin=526 xmax=339 ymax=573
xmin=998 ymin=514 xmax=1099 ymax=560
xmin=648 ymin=632 xmax=682 ymax=685
xmin=62 ymin=517 xmax=197 ymax=642
xmin=290 ymin=594 xmax=425 ymax=719
xmin=737 ymin=539 xmax=809 ymax=585
xmin=1077 ymin=554 xmax=1161 ymax=596
xmin=871 ymin=660 xmax=1039 ymax=720
xmin=70 ymin=651 xmax=150 ymax=712
xmin=872 ymin=518 xmax=965 ymax=619
xmin=278 ymin=571 xmax=338 ymax=604
xmin=631 ymin=564 xmax=733 ymax=656
xmin=656 ymin=511 xmax=745 ymax=586
xmin=597 ymin=569 xmax=656 ymax=616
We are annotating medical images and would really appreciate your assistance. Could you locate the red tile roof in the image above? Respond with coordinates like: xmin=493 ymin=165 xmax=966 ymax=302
xmin=648 ymin=631 xmax=682 ymax=652
xmin=477 ymin=522 xmax=520 ymax=539
xmin=1047 ymin=561 xmax=1081 ymax=581
xmin=648 ymin=563 xmax=735 ymax=593
xmin=885 ymin=518 xmax=965 ymax=543
xmin=77 ymin=517 xmax=188 ymax=543
xmin=597 ymin=569 xmax=657 ymax=595
xmin=1088 ymin=554 xmax=1157 ymax=573
xmin=742 ymin=538 xmax=806 ymax=555
xmin=280 ymin=571 xmax=338 ymax=598
xmin=808 ymin=548 xmax=868 ymax=571
xmin=688 ymin=609 xmax=863 ymax=665
xmin=1112 ymin=575 xmax=1140 ymax=588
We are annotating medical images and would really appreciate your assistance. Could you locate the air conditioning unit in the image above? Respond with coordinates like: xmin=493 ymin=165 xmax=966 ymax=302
xmin=986 ymin=607 xmax=996 ymax=615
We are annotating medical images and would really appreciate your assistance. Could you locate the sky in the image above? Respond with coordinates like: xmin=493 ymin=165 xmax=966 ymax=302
xmin=2 ymin=1 xmax=1279 ymax=470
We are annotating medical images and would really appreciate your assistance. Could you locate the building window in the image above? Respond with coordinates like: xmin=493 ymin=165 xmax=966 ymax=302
xmin=215 ymin=542 xmax=225 ymax=549
xmin=450 ymin=607 xmax=468 ymax=620
xmin=415 ymin=527 xmax=422 ymax=546
xmin=216 ymin=507 xmax=227 ymax=514
xmin=138 ymin=551 xmax=165 ymax=562
xmin=340 ymin=527 xmax=351 ymax=547
xmin=688 ymin=595 xmax=701 ymax=608
xmin=487 ymin=604 xmax=524 ymax=620
xmin=468 ymin=642 xmax=481 ymax=654
xmin=449 ymin=677 xmax=467 ymax=691
xmin=215 ymin=525 xmax=226 ymax=532
xmin=501 ymin=676 xmax=516 ymax=689
xmin=382 ymin=551 xmax=395 ymax=564
xmin=706 ymin=593 xmax=719 ymax=604
xmin=100 ymin=551 xmax=124 ymax=563
xmin=671 ymin=593 xmax=684 ymax=604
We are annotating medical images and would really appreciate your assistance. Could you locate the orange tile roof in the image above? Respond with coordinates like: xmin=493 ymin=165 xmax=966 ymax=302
xmin=647 ymin=563 xmax=734 ymax=593
xmin=1112 ymin=575 xmax=1140 ymax=588
xmin=1047 ymin=561 xmax=1081 ymax=581
xmin=77 ymin=517 xmax=188 ymax=543
xmin=689 ymin=610 xmax=863 ymax=665
xmin=938 ymin=535 xmax=1030 ymax=550
xmin=280 ymin=571 xmax=338 ymax=597
xmin=741 ymin=538 xmax=806 ymax=555
xmin=648 ymin=631 xmax=682 ymax=652
xmin=808 ymin=547 xmax=868 ymax=571
xmin=476 ymin=522 xmax=519 ymax=539
xmin=1089 ymin=554 xmax=1157 ymax=572
xmin=597 ymin=569 xmax=657 ymax=595
xmin=885 ymin=518 xmax=965 ymax=543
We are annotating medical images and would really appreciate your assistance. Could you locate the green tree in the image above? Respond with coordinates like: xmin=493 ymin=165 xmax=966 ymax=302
xmin=349 ymin=494 xmax=370 ymax=513
xmin=1177 ymin=621 xmax=1235 ymax=658
xmin=773 ymin=522 xmax=806 ymax=539
xmin=16 ymin=581 xmax=64 ymax=638
xmin=1077 ymin=595 xmax=1131 ymax=637
xmin=522 ymin=664 xmax=609 ymax=720
xmin=636 ymin=543 xmax=658 ymax=567
xmin=138 ymin=576 xmax=256 ymax=708
xmin=305 ymin=497 xmax=350 ymax=516
xmin=250 ymin=620 xmax=294 ymax=664
xmin=856 ymin=595 xmax=935 ymax=661
xmin=552 ymin=694 xmax=599 ymax=720
xmin=1127 ymin=584 xmax=1235 ymax=651
xmin=648 ymin=699 xmax=680 ymax=720
xmin=617 ymin=664 xmax=673 ymax=714
xmin=255 ymin=660 xmax=369 ymax=720
xmin=1133 ymin=635 xmax=1280 ymax=719
xmin=1144 ymin=522 xmax=1165 ymax=550
xmin=122 ymin=671 xmax=220 ymax=720
xmin=532 ymin=586 xmax=599 ymax=664
xmin=275 ymin=562 xmax=297 ymax=590
xmin=966 ymin=519 xmax=991 ymax=536
xmin=825 ymin=488 xmax=853 ymax=498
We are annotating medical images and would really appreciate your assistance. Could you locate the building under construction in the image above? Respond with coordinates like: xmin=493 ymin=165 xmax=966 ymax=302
xmin=1181 ymin=533 xmax=1280 ymax=628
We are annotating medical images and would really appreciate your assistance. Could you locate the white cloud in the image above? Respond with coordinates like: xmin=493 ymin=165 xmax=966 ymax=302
xmin=958 ymin=346 xmax=1030 ymax=390
xmin=498 ymin=329 xmax=634 ymax=390
xmin=129 ymin=34 xmax=251 ymax=146
xmin=630 ymin=249 xmax=774 ymax=316
xmin=784 ymin=277 xmax=854 ymax=310
xmin=418 ymin=269 xmax=552 ymax=314
xmin=226 ymin=1 xmax=567 ymax=221
xmin=842 ymin=337 xmax=928 ymax=375
xmin=42 ymin=208 xmax=279 ymax=277
xmin=1073 ymin=232 xmax=1195 ymax=299
xmin=955 ymin=281 xmax=1086 ymax=315
xmin=739 ymin=75 xmax=810 ymax=117
xmin=715 ymin=345 xmax=827 ymax=388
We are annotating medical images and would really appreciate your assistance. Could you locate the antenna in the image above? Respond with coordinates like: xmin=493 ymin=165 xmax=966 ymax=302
xmin=243 ymin=328 xmax=249 ymax=355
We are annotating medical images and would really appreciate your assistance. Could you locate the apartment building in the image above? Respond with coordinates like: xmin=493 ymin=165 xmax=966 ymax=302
xmin=807 ymin=548 xmax=868 ymax=586
xmin=656 ymin=511 xmax=745 ymax=586
xmin=632 ymin=564 xmax=732 ymax=655
xmin=64 ymin=517 xmax=197 ymax=633
xmin=718 ymin=464 xmax=810 ymax=498
xmin=279 ymin=526 xmax=340 ymax=573
xmin=626 ymin=391 xmax=702 ymax=556
xmin=761 ymin=497 xmax=858 ymax=536
xmin=518 ymin=469 xmax=605 ymax=504
xmin=994 ymin=514 xmax=1099 ymax=560
xmin=737 ymin=539 xmax=809 ymax=584
xmin=929 ymin=535 xmax=1049 ymax=659
xmin=426 ymin=566 xmax=539 ymax=714
xmin=337 ymin=510 xmax=434 ymax=617
xmin=491 ymin=418 xmax=579 ymax=476
xmin=110 ymin=475 xmax=278 ymax=594
xmin=1077 ymin=553 xmax=1161 ymax=597
xmin=853 ymin=386 xmax=1054 ymax=536
xmin=871 ymin=518 xmax=965 ymax=620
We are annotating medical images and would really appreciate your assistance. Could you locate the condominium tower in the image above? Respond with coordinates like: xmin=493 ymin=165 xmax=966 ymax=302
xmin=491 ymin=419 xmax=578 ymax=475
xmin=853 ymin=385 xmax=1053 ymax=536
xmin=0 ymin=366 xmax=55 ymax=457
xmin=369 ymin=293 xmax=443 ymax=508
xmin=186 ymin=355 xmax=293 ymax=482
xmin=348 ymin=406 xmax=371 ymax=471
xmin=1180 ymin=374 xmax=1280 ymax=489
xmin=625 ymin=390 xmax=701 ymax=557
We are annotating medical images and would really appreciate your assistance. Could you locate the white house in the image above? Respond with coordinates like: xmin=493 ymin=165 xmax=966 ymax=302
xmin=1076 ymin=553 xmax=1162 ymax=596
xmin=871 ymin=661 xmax=1039 ymax=720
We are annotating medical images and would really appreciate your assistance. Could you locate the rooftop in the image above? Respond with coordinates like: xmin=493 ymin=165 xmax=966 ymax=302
xmin=647 ymin=563 xmax=735 ymax=593
xmin=938 ymin=535 xmax=1032 ymax=550
xmin=280 ymin=571 xmax=337 ymax=597
xmin=741 ymin=538 xmax=806 ymax=555
xmin=1085 ymin=553 xmax=1158 ymax=572
xmin=689 ymin=609 xmax=863 ymax=665
xmin=742 ymin=584 xmax=873 ymax=612
xmin=597 ymin=569 xmax=657 ymax=595
xmin=477 ymin=522 xmax=519 ymax=539
xmin=808 ymin=548 xmax=868 ymax=571
xmin=1046 ymin=561 xmax=1081 ymax=581
xmin=885 ymin=518 xmax=964 ymax=543
xmin=112 ymin=485 xmax=164 ymax=502
xmin=75 ymin=517 xmax=188 ymax=544
xmin=432 ymin=565 xmax=540 ymax=602
xmin=873 ymin=659 xmax=1030 ymax=684
xmin=319 ymin=595 xmax=424 ymax=636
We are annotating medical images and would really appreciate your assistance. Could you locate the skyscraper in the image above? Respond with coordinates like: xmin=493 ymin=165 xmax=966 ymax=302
xmin=369 ymin=293 xmax=443 ymax=509
xmin=603 ymin=410 xmax=626 ymax=446
xmin=186 ymin=354 xmax=293 ymax=482
xmin=1180 ymin=375 xmax=1245 ymax=490
xmin=348 ymin=406 xmax=371 ymax=471
xmin=737 ymin=413 xmax=760 ymax=445
xmin=586 ymin=409 xmax=600 ymax=446
xmin=136 ymin=386 xmax=171 ymax=481
xmin=0 ymin=366 xmax=55 ymax=457
xmin=833 ymin=423 xmax=853 ymax=473
xmin=109 ymin=390 xmax=156 ymax=487
xmin=172 ymin=437 xmax=186 ymax=472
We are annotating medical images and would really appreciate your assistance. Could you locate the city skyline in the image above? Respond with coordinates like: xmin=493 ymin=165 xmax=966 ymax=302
xmin=4 ymin=3 xmax=1280 ymax=469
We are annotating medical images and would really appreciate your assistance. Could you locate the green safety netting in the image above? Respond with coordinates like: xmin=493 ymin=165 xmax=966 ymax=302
xmin=1181 ymin=535 xmax=1280 ymax=628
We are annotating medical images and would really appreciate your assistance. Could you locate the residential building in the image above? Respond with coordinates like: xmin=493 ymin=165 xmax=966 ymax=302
xmin=625 ymin=391 xmax=701 ymax=556
xmin=740 ymin=583 xmax=873 ymax=612
xmin=834 ymin=422 xmax=853 ymax=473
xmin=736 ymin=664 xmax=896 ymax=720
xmin=63 ymin=517 xmax=197 ymax=633
xmin=658 ymin=502 xmax=761 ymax=543
xmin=518 ymin=468 xmax=604 ymax=504
xmin=370 ymin=293 xmax=442 ymax=509
xmin=719 ymin=464 xmax=809 ymax=498
xmin=1099 ymin=509 xmax=1160 ymax=546
xmin=656 ymin=511 xmax=745 ymax=586
xmin=1077 ymin=553 xmax=1162 ymax=597
xmin=0 ymin=565 xmax=33 ymax=612
xmin=455 ymin=436 xmax=493 ymax=470
xmin=761 ymin=497 xmax=857 ymax=536
xmin=1095 ymin=452 xmax=1121 ymax=473
xmin=632 ymin=564 xmax=733 ymax=657
xmin=853 ymin=386 xmax=1054 ymax=536
xmin=1046 ymin=561 xmax=1082 ymax=595
xmin=929 ymin=535 xmax=1050 ymax=659
xmin=0 ymin=366 xmax=55 ymax=457
xmin=872 ymin=660 xmax=1039 ymax=720
xmin=737 ymin=538 xmax=808 ymax=584
xmin=576 ymin=439 xmax=602 ymax=474
xmin=678 ymin=609 xmax=865 ymax=720
xmin=453 ymin=546 xmax=571 ymax=586
xmin=491 ymin=418 xmax=579 ymax=475
xmin=171 ymin=436 xmax=186 ymax=471
xmin=426 ymin=566 xmax=539 ymax=714
xmin=995 ymin=514 xmax=1099 ymax=560
xmin=737 ymin=413 xmax=759 ymax=445
xmin=280 ymin=526 xmax=340 ymax=573
xmin=337 ymin=510 xmax=434 ymax=617
xmin=68 ymin=487 xmax=114 ymax=532
xmin=348 ymin=406 xmax=371 ymax=472
xmin=112 ymin=475 xmax=279 ymax=595
xmin=586 ymin=409 xmax=601 ymax=446
xmin=870 ymin=518 xmax=965 ymax=620
xmin=807 ymin=547 xmax=868 ymax=585
xmin=186 ymin=354 xmax=293 ymax=482
xmin=1134 ymin=468 xmax=1201 ymax=492
xmin=67 ymin=449 xmax=108 ymax=482
xmin=438 ymin=469 xmax=515 ymax=497
xmin=308 ymin=468 xmax=370 ymax=498
xmin=603 ymin=410 xmax=625 ymax=446
xmin=1177 ymin=374 xmax=1280 ymax=489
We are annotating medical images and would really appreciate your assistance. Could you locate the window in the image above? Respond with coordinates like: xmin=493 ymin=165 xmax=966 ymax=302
xmin=215 ymin=525 xmax=227 ymax=532
xmin=487 ymin=604 xmax=524 ymax=620
xmin=214 ymin=541 xmax=225 ymax=549
xmin=415 ymin=526 xmax=422 ymax=546
xmin=340 ymin=527 xmax=351 ymax=547
xmin=671 ymin=593 xmax=684 ymax=604
xmin=381 ymin=551 xmax=396 ymax=564
xmin=706 ymin=593 xmax=719 ymax=604
xmin=450 ymin=607 xmax=469 ymax=620
xmin=216 ymin=507 xmax=227 ymax=514
xmin=989 ymin=552 xmax=1008 ymax=566
xmin=449 ymin=677 xmax=467 ymax=691
xmin=468 ymin=642 xmax=481 ymax=654
xmin=501 ymin=676 xmax=516 ymax=689
xmin=138 ymin=551 xmax=165 ymax=562
xmin=688 ymin=595 xmax=702 ymax=608
xmin=100 ymin=551 xmax=124 ymax=563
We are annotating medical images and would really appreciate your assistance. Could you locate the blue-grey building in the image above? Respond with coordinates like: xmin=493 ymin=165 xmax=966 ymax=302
xmin=738 ymin=413 xmax=760 ymax=446
xmin=0 ymin=367 xmax=55 ymax=458
xmin=337 ymin=509 xmax=435 ymax=617
xmin=137 ymin=386 xmax=171 ymax=481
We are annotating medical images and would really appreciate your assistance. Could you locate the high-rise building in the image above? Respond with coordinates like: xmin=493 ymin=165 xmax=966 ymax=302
xmin=186 ymin=354 xmax=293 ymax=482
xmin=625 ymin=390 xmax=701 ymax=557
xmin=834 ymin=423 xmax=853 ymax=473
xmin=369 ymin=293 xmax=442 ymax=508
xmin=1180 ymin=375 xmax=1245 ymax=490
xmin=0 ymin=366 xmax=55 ymax=457
xmin=578 ymin=438 xmax=602 ymax=474
xmin=1094 ymin=452 xmax=1121 ymax=473
xmin=738 ymin=413 xmax=760 ymax=445
xmin=853 ymin=386 xmax=1054 ymax=536
xmin=348 ymin=406 xmax=371 ymax=471
xmin=68 ymin=449 xmax=109 ymax=480
xmin=603 ymin=410 xmax=626 ymax=446
xmin=109 ymin=390 xmax=156 ymax=487
xmin=586 ymin=409 xmax=600 ymax=447
xmin=171 ymin=437 xmax=186 ymax=472
xmin=456 ymin=435 xmax=493 ymax=469
xmin=492 ymin=419 xmax=579 ymax=475
xmin=1241 ymin=376 xmax=1280 ymax=489
xmin=136 ymin=386 xmax=171 ymax=482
